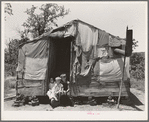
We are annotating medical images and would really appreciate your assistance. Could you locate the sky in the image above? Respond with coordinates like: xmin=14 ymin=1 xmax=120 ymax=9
xmin=3 ymin=1 xmax=148 ymax=52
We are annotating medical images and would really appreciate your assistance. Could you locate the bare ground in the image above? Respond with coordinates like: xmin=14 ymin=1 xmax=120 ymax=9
xmin=4 ymin=88 xmax=145 ymax=111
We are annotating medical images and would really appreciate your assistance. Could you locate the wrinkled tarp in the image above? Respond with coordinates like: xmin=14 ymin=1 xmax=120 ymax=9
xmin=98 ymin=57 xmax=129 ymax=81
xmin=70 ymin=21 xmax=129 ymax=84
xmin=16 ymin=39 xmax=49 ymax=80
xmin=75 ymin=22 xmax=99 ymax=52
xmin=73 ymin=22 xmax=109 ymax=76
xmin=49 ymin=22 xmax=77 ymax=38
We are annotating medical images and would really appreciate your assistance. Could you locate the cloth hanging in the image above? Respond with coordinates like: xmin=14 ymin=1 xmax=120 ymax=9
xmin=97 ymin=30 xmax=109 ymax=47
xmin=72 ymin=22 xmax=112 ymax=84
xmin=75 ymin=22 xmax=98 ymax=54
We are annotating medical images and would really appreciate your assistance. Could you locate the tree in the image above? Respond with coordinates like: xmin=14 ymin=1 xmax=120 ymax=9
xmin=5 ymin=3 xmax=70 ymax=76
xmin=22 ymin=3 xmax=70 ymax=36
xmin=15 ymin=27 xmax=29 ymax=43
xmin=5 ymin=39 xmax=19 ymax=76
xmin=130 ymin=52 xmax=145 ymax=80
xmin=5 ymin=36 xmax=29 ymax=77
xmin=132 ymin=39 xmax=138 ymax=51
xmin=4 ymin=3 xmax=13 ymax=20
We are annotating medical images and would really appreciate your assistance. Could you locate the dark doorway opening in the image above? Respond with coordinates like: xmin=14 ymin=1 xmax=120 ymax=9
xmin=51 ymin=37 xmax=72 ymax=81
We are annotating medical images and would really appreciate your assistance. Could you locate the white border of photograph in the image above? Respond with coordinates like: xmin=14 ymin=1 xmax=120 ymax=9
xmin=1 ymin=1 xmax=148 ymax=120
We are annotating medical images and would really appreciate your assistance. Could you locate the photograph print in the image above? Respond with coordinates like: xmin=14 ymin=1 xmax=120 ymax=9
xmin=2 ymin=1 xmax=148 ymax=120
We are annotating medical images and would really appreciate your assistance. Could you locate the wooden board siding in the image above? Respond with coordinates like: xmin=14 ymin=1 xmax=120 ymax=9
xmin=70 ymin=80 xmax=130 ymax=97
xmin=17 ymin=79 xmax=45 ymax=96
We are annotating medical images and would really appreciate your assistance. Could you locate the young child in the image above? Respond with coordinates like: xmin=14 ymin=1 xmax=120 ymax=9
xmin=47 ymin=77 xmax=63 ymax=108
xmin=49 ymin=78 xmax=55 ymax=90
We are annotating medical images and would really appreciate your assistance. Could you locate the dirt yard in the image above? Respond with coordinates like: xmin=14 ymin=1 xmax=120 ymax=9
xmin=4 ymin=88 xmax=145 ymax=111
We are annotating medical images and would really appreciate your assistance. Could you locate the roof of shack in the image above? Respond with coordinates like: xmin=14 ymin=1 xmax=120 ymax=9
xmin=19 ymin=19 xmax=126 ymax=47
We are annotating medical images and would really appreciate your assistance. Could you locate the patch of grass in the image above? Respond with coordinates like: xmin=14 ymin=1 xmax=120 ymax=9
xmin=4 ymin=76 xmax=17 ymax=98
xmin=130 ymin=77 xmax=145 ymax=92
xmin=4 ymin=76 xmax=16 ymax=96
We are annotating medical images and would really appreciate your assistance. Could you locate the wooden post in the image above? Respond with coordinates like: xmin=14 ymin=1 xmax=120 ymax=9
xmin=116 ymin=56 xmax=126 ymax=109
xmin=44 ymin=40 xmax=51 ymax=95
xmin=69 ymin=40 xmax=73 ymax=96
xmin=16 ymin=73 xmax=18 ymax=96
xmin=116 ymin=27 xmax=128 ymax=109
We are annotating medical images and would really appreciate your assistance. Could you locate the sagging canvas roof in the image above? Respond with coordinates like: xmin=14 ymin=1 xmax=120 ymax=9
xmin=19 ymin=19 xmax=126 ymax=47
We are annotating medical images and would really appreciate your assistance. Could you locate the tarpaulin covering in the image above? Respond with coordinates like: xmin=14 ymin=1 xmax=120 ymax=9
xmin=98 ymin=57 xmax=129 ymax=81
xmin=68 ymin=21 xmax=129 ymax=85
xmin=17 ymin=38 xmax=49 ymax=80
xmin=16 ymin=20 xmax=130 ymax=96
xmin=49 ymin=22 xmax=77 ymax=38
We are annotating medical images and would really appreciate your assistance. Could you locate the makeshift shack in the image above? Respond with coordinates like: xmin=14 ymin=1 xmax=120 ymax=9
xmin=16 ymin=19 xmax=131 ymax=97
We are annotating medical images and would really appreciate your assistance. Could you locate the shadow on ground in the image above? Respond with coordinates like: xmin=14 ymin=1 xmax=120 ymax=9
xmin=129 ymin=92 xmax=143 ymax=105
xmin=119 ymin=92 xmax=144 ymax=111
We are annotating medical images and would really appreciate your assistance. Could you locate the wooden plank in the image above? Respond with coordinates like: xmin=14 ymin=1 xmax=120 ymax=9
xmin=70 ymin=80 xmax=130 ymax=97
xmin=72 ymin=91 xmax=129 ymax=97
xmin=4 ymin=95 xmax=16 ymax=101
xmin=18 ymin=80 xmax=44 ymax=96
xmin=69 ymin=40 xmax=73 ymax=96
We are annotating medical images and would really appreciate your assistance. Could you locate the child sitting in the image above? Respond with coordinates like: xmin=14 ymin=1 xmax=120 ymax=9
xmin=47 ymin=77 xmax=63 ymax=108
xmin=49 ymin=78 xmax=55 ymax=90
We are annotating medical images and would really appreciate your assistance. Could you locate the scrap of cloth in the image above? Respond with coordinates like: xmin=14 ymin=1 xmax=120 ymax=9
xmin=73 ymin=22 xmax=110 ymax=82
xmin=16 ymin=38 xmax=49 ymax=80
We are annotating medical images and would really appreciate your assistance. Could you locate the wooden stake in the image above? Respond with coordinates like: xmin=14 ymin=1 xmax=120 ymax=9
xmin=116 ymin=26 xmax=128 ymax=109
xmin=116 ymin=56 xmax=126 ymax=109
xmin=16 ymin=73 xmax=18 ymax=96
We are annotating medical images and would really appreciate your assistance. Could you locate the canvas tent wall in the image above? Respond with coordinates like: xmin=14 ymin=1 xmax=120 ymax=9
xmin=16 ymin=19 xmax=130 ymax=97
xmin=16 ymin=37 xmax=50 ymax=96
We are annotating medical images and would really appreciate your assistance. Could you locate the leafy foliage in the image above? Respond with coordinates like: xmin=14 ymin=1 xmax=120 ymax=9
xmin=4 ymin=3 xmax=13 ymax=20
xmin=5 ymin=39 xmax=19 ymax=76
xmin=22 ymin=3 xmax=70 ymax=36
xmin=5 ymin=38 xmax=28 ymax=77
xmin=132 ymin=39 xmax=138 ymax=51
xmin=130 ymin=52 xmax=145 ymax=80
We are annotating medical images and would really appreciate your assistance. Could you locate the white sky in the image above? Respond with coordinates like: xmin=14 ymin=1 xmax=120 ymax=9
xmin=3 ymin=1 xmax=148 ymax=52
